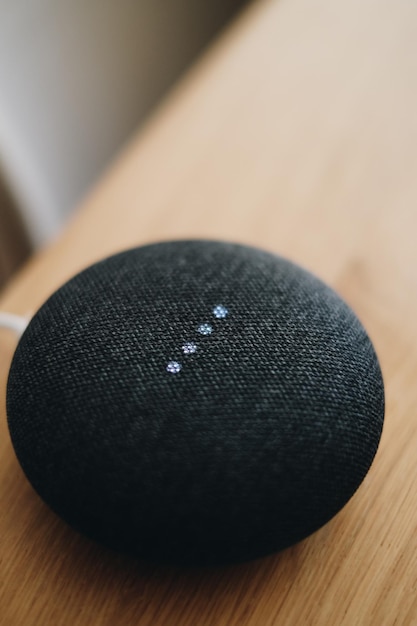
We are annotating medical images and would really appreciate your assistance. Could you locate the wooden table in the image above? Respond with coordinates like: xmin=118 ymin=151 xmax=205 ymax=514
xmin=1 ymin=0 xmax=416 ymax=623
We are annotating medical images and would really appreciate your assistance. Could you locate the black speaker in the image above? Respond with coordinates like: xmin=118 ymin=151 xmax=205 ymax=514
xmin=6 ymin=240 xmax=384 ymax=566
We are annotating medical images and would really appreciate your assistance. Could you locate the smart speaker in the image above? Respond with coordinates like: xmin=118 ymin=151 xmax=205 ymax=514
xmin=6 ymin=240 xmax=384 ymax=566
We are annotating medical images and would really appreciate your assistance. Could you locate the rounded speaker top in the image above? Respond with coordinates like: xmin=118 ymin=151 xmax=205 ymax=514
xmin=7 ymin=240 xmax=384 ymax=566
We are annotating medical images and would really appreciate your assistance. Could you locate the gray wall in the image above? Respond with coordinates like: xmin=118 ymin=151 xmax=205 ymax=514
xmin=0 ymin=0 xmax=246 ymax=245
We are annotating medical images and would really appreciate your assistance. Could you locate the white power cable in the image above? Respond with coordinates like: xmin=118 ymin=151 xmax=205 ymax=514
xmin=0 ymin=312 xmax=29 ymax=338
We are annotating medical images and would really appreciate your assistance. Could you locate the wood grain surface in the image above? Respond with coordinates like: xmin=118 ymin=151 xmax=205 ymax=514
xmin=1 ymin=0 xmax=417 ymax=623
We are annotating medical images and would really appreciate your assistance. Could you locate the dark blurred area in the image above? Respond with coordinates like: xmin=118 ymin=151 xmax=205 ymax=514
xmin=0 ymin=176 xmax=32 ymax=288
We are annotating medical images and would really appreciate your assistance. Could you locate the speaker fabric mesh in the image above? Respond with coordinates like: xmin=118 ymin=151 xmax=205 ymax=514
xmin=6 ymin=240 xmax=384 ymax=566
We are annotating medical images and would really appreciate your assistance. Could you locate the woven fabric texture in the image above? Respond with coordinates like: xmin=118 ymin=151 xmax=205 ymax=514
xmin=7 ymin=240 xmax=384 ymax=566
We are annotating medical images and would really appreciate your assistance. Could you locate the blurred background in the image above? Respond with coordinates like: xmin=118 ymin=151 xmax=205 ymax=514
xmin=0 ymin=0 xmax=248 ymax=287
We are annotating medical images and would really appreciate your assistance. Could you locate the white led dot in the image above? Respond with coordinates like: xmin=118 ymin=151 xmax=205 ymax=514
xmin=182 ymin=342 xmax=198 ymax=354
xmin=197 ymin=323 xmax=213 ymax=336
xmin=213 ymin=304 xmax=228 ymax=319
xmin=166 ymin=361 xmax=182 ymax=374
